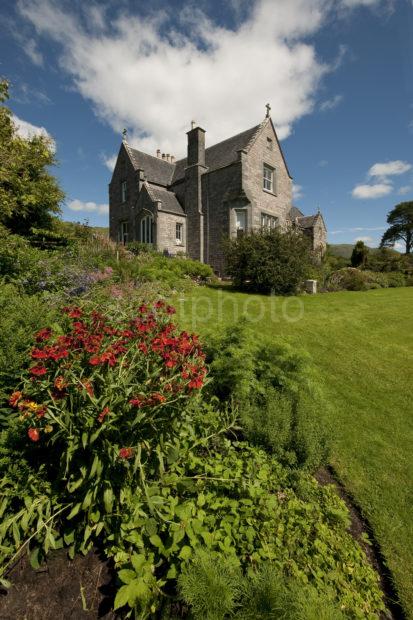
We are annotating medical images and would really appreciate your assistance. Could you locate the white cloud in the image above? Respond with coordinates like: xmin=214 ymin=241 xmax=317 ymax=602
xmin=68 ymin=199 xmax=109 ymax=215
xmin=318 ymin=159 xmax=328 ymax=167
xmin=320 ymin=94 xmax=343 ymax=111
xmin=353 ymin=235 xmax=373 ymax=243
xmin=352 ymin=183 xmax=393 ymax=199
xmin=368 ymin=160 xmax=412 ymax=178
xmin=398 ymin=185 xmax=411 ymax=196
xmin=12 ymin=114 xmax=55 ymax=151
xmin=100 ymin=152 xmax=117 ymax=172
xmin=17 ymin=0 xmax=340 ymax=157
xmin=393 ymin=241 xmax=404 ymax=251
xmin=23 ymin=38 xmax=43 ymax=66
xmin=292 ymin=183 xmax=303 ymax=200
xmin=331 ymin=226 xmax=385 ymax=235
xmin=340 ymin=0 xmax=382 ymax=6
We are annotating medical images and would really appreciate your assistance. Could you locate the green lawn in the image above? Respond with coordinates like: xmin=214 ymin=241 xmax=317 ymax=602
xmin=174 ymin=286 xmax=413 ymax=617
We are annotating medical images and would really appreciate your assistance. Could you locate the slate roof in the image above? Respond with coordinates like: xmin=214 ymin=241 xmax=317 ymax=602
xmin=128 ymin=148 xmax=175 ymax=186
xmin=145 ymin=183 xmax=185 ymax=216
xmin=297 ymin=214 xmax=319 ymax=229
xmin=171 ymin=124 xmax=262 ymax=183
xmin=289 ymin=206 xmax=304 ymax=220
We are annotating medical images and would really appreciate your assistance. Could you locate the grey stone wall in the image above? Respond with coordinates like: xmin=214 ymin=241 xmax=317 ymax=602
xmin=242 ymin=123 xmax=292 ymax=231
xmin=109 ymin=144 xmax=140 ymax=241
xmin=157 ymin=212 xmax=187 ymax=255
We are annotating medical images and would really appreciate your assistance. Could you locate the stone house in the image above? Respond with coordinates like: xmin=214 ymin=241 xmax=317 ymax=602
xmin=109 ymin=110 xmax=327 ymax=274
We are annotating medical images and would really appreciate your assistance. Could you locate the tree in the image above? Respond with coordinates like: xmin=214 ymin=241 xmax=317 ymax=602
xmin=0 ymin=79 xmax=64 ymax=235
xmin=351 ymin=240 xmax=369 ymax=268
xmin=224 ymin=228 xmax=312 ymax=294
xmin=380 ymin=201 xmax=413 ymax=255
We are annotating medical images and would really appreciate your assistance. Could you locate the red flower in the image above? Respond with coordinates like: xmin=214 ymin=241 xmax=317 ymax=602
xmin=129 ymin=397 xmax=144 ymax=408
xmin=119 ymin=447 xmax=133 ymax=459
xmin=81 ymin=380 xmax=94 ymax=397
xmin=89 ymin=355 xmax=101 ymax=366
xmin=31 ymin=348 xmax=49 ymax=359
xmin=98 ymin=406 xmax=110 ymax=423
xmin=63 ymin=306 xmax=83 ymax=318
xmin=151 ymin=392 xmax=166 ymax=403
xmin=28 ymin=428 xmax=40 ymax=442
xmin=154 ymin=300 xmax=165 ymax=309
xmin=166 ymin=305 xmax=176 ymax=315
xmin=36 ymin=406 xmax=46 ymax=418
xmin=30 ymin=364 xmax=47 ymax=377
xmin=137 ymin=304 xmax=148 ymax=314
xmin=138 ymin=342 xmax=148 ymax=354
xmin=9 ymin=391 xmax=22 ymax=407
xmin=35 ymin=327 xmax=52 ymax=343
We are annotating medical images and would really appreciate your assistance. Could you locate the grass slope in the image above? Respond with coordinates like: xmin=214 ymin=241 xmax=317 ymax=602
xmin=175 ymin=286 xmax=413 ymax=617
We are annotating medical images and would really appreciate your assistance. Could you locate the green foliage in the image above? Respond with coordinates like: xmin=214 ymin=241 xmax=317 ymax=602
xmin=224 ymin=228 xmax=312 ymax=294
xmin=0 ymin=302 xmax=385 ymax=618
xmin=351 ymin=240 xmax=369 ymax=268
xmin=327 ymin=268 xmax=391 ymax=291
xmin=206 ymin=321 xmax=330 ymax=471
xmin=0 ymin=80 xmax=64 ymax=235
xmin=178 ymin=549 xmax=241 ymax=619
xmin=381 ymin=201 xmax=413 ymax=254
xmin=0 ymin=283 xmax=59 ymax=423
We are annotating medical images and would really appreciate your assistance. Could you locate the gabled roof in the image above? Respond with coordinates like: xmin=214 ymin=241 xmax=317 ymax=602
xmin=289 ymin=206 xmax=304 ymax=220
xmin=128 ymin=146 xmax=175 ymax=186
xmin=297 ymin=214 xmax=320 ymax=229
xmin=144 ymin=183 xmax=185 ymax=216
xmin=171 ymin=123 xmax=262 ymax=183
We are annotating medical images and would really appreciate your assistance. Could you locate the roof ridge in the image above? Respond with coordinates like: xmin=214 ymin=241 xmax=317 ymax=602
xmin=130 ymin=146 xmax=175 ymax=167
xmin=244 ymin=118 xmax=269 ymax=153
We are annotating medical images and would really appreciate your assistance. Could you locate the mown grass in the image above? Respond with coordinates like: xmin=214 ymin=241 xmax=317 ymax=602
xmin=174 ymin=285 xmax=413 ymax=617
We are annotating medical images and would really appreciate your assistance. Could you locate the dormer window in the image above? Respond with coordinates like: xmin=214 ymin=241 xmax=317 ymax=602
xmin=121 ymin=180 xmax=127 ymax=203
xmin=263 ymin=164 xmax=274 ymax=193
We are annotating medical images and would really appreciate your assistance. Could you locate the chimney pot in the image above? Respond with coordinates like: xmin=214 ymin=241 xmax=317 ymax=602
xmin=156 ymin=149 xmax=161 ymax=158
xmin=171 ymin=155 xmax=175 ymax=163
xmin=162 ymin=153 xmax=166 ymax=160
xmin=166 ymin=153 xmax=170 ymax=162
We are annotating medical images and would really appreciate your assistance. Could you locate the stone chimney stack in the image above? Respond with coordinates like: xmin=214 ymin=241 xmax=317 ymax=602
xmin=187 ymin=124 xmax=206 ymax=167
xmin=162 ymin=153 xmax=166 ymax=160
xmin=185 ymin=123 xmax=207 ymax=263
xmin=166 ymin=154 xmax=170 ymax=162
xmin=156 ymin=149 xmax=161 ymax=158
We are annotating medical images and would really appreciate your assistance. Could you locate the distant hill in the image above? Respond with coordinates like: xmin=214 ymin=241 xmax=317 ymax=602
xmin=328 ymin=244 xmax=357 ymax=259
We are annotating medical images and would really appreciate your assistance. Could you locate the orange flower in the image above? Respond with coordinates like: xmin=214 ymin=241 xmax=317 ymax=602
xmin=28 ymin=428 xmax=40 ymax=442
xmin=54 ymin=376 xmax=67 ymax=391
xmin=98 ymin=406 xmax=110 ymax=423
xmin=9 ymin=391 xmax=22 ymax=407
xmin=119 ymin=447 xmax=133 ymax=459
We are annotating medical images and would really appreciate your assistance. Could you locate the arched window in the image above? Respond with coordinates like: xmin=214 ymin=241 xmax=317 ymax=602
xmin=140 ymin=214 xmax=154 ymax=244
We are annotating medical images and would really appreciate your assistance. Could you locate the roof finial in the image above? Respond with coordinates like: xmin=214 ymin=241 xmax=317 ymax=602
xmin=191 ymin=120 xmax=196 ymax=130
xmin=122 ymin=128 xmax=127 ymax=141
xmin=265 ymin=103 xmax=271 ymax=118
xmin=317 ymin=204 xmax=321 ymax=214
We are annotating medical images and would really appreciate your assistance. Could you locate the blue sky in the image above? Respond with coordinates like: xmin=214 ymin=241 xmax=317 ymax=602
xmin=1 ymin=0 xmax=412 ymax=247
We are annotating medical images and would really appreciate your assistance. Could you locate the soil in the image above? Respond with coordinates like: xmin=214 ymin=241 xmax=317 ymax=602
xmin=0 ymin=548 xmax=117 ymax=620
xmin=315 ymin=466 xmax=405 ymax=620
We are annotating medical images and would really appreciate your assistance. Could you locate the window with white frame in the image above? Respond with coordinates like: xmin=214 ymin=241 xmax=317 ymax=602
xmin=121 ymin=180 xmax=127 ymax=203
xmin=261 ymin=213 xmax=278 ymax=231
xmin=263 ymin=164 xmax=274 ymax=192
xmin=176 ymin=222 xmax=183 ymax=244
xmin=140 ymin=215 xmax=154 ymax=244
xmin=119 ymin=221 xmax=129 ymax=244
xmin=235 ymin=210 xmax=247 ymax=238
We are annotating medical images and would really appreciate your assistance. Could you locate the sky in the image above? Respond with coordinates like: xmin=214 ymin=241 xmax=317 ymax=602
xmin=0 ymin=0 xmax=412 ymax=247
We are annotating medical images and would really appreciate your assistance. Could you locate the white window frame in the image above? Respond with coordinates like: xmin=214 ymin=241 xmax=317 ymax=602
xmin=140 ymin=214 xmax=154 ymax=244
xmin=120 ymin=221 xmax=129 ymax=244
xmin=176 ymin=222 xmax=183 ymax=245
xmin=121 ymin=180 xmax=127 ymax=203
xmin=263 ymin=164 xmax=274 ymax=193
xmin=261 ymin=212 xmax=278 ymax=231
xmin=235 ymin=209 xmax=247 ymax=238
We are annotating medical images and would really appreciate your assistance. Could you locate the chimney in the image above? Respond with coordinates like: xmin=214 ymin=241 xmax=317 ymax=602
xmin=156 ymin=149 xmax=161 ymax=158
xmin=162 ymin=153 xmax=166 ymax=160
xmin=171 ymin=155 xmax=175 ymax=163
xmin=166 ymin=154 xmax=170 ymax=162
xmin=187 ymin=124 xmax=206 ymax=167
